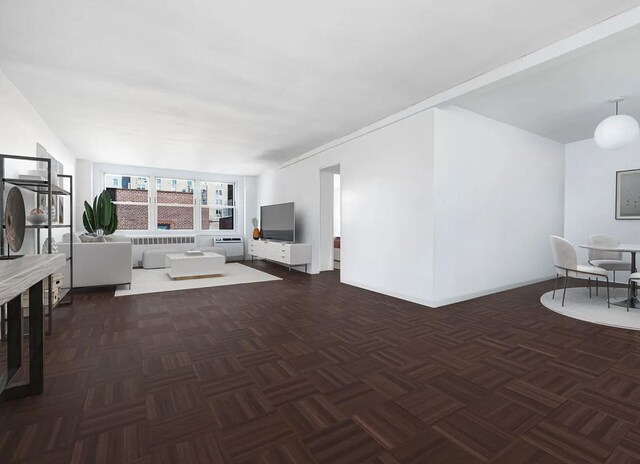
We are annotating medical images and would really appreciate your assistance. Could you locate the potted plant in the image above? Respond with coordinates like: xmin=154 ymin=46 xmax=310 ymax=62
xmin=83 ymin=190 xmax=118 ymax=238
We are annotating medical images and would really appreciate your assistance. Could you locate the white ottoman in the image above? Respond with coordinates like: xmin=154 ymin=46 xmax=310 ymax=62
xmin=165 ymin=252 xmax=226 ymax=279
xmin=142 ymin=248 xmax=180 ymax=269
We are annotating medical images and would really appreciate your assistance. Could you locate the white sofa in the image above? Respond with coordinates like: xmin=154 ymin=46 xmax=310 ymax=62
xmin=58 ymin=235 xmax=132 ymax=288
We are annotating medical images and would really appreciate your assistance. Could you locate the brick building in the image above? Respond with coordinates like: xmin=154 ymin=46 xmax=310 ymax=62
xmin=109 ymin=188 xmax=195 ymax=230
xmin=107 ymin=188 xmax=226 ymax=230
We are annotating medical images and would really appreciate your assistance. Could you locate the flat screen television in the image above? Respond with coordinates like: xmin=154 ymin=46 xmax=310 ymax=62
xmin=261 ymin=202 xmax=295 ymax=242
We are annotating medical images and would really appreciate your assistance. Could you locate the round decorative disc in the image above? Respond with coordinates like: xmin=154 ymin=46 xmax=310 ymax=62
xmin=5 ymin=187 xmax=26 ymax=253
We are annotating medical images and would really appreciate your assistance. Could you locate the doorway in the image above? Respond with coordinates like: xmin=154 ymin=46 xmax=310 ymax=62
xmin=319 ymin=164 xmax=340 ymax=272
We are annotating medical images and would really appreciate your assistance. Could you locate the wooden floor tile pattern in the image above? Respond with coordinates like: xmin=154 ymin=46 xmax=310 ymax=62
xmin=2 ymin=261 xmax=640 ymax=462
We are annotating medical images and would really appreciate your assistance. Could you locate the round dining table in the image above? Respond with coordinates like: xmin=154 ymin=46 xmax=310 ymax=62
xmin=580 ymin=243 xmax=640 ymax=308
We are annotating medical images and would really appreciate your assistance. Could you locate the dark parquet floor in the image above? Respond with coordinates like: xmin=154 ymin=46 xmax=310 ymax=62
xmin=2 ymin=261 xmax=640 ymax=463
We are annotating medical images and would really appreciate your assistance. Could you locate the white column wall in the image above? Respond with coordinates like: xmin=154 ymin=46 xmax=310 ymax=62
xmin=432 ymin=106 xmax=565 ymax=304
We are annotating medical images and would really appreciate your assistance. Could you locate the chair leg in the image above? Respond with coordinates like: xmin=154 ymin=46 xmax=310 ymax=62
xmin=606 ymin=277 xmax=610 ymax=309
xmin=596 ymin=278 xmax=599 ymax=296
xmin=588 ymin=278 xmax=592 ymax=298
xmin=562 ymin=273 xmax=568 ymax=307
xmin=552 ymin=273 xmax=559 ymax=299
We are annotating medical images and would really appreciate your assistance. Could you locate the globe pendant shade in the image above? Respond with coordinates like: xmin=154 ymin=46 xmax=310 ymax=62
xmin=594 ymin=114 xmax=640 ymax=150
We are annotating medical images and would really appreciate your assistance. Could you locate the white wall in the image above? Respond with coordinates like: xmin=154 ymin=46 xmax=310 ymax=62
xmin=258 ymin=109 xmax=435 ymax=305
xmin=334 ymin=174 xmax=341 ymax=237
xmin=0 ymin=70 xmax=76 ymax=253
xmin=432 ymin=106 xmax=565 ymax=304
xmin=319 ymin=168 xmax=335 ymax=272
xmin=565 ymin=137 xmax=640 ymax=267
xmin=243 ymin=175 xmax=258 ymax=257
xmin=257 ymin=106 xmax=567 ymax=307
xmin=75 ymin=159 xmax=93 ymax=227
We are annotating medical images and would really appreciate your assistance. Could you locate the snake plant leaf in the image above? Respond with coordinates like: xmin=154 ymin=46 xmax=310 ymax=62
xmin=95 ymin=194 xmax=104 ymax=230
xmin=82 ymin=211 xmax=95 ymax=234
xmin=100 ymin=190 xmax=112 ymax=226
xmin=104 ymin=207 xmax=118 ymax=235
xmin=84 ymin=201 xmax=95 ymax=229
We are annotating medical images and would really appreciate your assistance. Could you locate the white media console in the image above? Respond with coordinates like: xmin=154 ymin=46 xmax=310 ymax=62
xmin=248 ymin=240 xmax=312 ymax=272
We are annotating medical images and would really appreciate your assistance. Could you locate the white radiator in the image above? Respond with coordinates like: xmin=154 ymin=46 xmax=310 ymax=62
xmin=130 ymin=236 xmax=195 ymax=246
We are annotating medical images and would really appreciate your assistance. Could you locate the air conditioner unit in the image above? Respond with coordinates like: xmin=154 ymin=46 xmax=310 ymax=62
xmin=213 ymin=237 xmax=244 ymax=261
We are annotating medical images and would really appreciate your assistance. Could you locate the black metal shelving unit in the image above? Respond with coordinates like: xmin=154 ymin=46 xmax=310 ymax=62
xmin=0 ymin=154 xmax=73 ymax=336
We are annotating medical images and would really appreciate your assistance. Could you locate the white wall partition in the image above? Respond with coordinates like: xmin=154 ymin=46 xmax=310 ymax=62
xmin=258 ymin=109 xmax=436 ymax=305
xmin=258 ymin=105 xmax=566 ymax=307
xmin=432 ymin=106 xmax=565 ymax=304
xmin=564 ymin=137 xmax=640 ymax=265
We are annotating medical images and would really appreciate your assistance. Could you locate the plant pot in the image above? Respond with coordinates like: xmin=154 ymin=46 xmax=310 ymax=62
xmin=252 ymin=228 xmax=260 ymax=240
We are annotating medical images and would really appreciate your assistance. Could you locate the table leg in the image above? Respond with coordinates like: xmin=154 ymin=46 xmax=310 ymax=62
xmin=1 ymin=280 xmax=44 ymax=401
xmin=28 ymin=280 xmax=44 ymax=394
xmin=633 ymin=252 xmax=638 ymax=299
xmin=613 ymin=251 xmax=640 ymax=309
xmin=7 ymin=296 xmax=21 ymax=376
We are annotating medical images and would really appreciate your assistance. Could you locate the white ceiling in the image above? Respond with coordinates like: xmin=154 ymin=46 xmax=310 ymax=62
xmin=453 ymin=24 xmax=640 ymax=144
xmin=1 ymin=0 xmax=639 ymax=174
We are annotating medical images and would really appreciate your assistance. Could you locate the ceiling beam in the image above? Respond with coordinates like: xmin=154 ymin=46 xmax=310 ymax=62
xmin=279 ymin=4 xmax=640 ymax=169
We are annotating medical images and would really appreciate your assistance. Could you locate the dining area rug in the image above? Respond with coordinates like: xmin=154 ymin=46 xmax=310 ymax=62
xmin=540 ymin=287 xmax=640 ymax=330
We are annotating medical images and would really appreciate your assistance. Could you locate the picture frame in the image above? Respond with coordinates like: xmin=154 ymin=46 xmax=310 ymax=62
xmin=58 ymin=197 xmax=64 ymax=224
xmin=37 ymin=193 xmax=58 ymax=224
xmin=616 ymin=169 xmax=640 ymax=219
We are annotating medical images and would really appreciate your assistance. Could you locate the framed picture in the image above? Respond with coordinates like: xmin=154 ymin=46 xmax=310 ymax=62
xmin=616 ymin=169 xmax=640 ymax=219
xmin=37 ymin=193 xmax=58 ymax=224
xmin=58 ymin=197 xmax=64 ymax=224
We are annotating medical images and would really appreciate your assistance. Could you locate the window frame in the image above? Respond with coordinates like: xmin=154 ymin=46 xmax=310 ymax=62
xmin=156 ymin=177 xmax=196 ymax=231
xmin=95 ymin=164 xmax=243 ymax=236
xmin=104 ymin=174 xmax=152 ymax=231
xmin=199 ymin=180 xmax=236 ymax=232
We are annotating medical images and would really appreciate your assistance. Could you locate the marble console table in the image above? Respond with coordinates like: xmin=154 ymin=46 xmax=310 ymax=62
xmin=0 ymin=254 xmax=65 ymax=402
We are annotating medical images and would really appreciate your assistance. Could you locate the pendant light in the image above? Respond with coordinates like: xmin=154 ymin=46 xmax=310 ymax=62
xmin=594 ymin=97 xmax=639 ymax=150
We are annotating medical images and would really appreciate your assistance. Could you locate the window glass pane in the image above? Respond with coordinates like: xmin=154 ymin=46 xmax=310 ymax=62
xmin=156 ymin=178 xmax=194 ymax=193
xmin=105 ymin=174 xmax=150 ymax=230
xmin=105 ymin=174 xmax=149 ymax=203
xmin=114 ymin=204 xmax=148 ymax=230
xmin=201 ymin=181 xmax=234 ymax=207
xmin=157 ymin=205 xmax=194 ymax=230
xmin=201 ymin=207 xmax=234 ymax=230
xmin=156 ymin=177 xmax=195 ymax=205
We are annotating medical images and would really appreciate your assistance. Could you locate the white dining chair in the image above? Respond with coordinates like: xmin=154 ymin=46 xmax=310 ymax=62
xmin=588 ymin=234 xmax=630 ymax=293
xmin=627 ymin=273 xmax=640 ymax=312
xmin=550 ymin=236 xmax=610 ymax=308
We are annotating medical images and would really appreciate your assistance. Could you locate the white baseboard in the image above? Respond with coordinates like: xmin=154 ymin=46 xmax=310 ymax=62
xmin=339 ymin=275 xmax=555 ymax=309
xmin=428 ymin=275 xmax=555 ymax=308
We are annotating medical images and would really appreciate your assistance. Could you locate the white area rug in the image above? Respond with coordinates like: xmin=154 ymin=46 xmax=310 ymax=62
xmin=540 ymin=287 xmax=640 ymax=330
xmin=115 ymin=263 xmax=281 ymax=297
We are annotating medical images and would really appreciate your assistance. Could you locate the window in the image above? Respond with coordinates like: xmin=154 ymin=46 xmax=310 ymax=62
xmin=102 ymin=170 xmax=237 ymax=233
xmin=156 ymin=177 xmax=194 ymax=230
xmin=201 ymin=181 xmax=234 ymax=230
xmin=105 ymin=174 xmax=150 ymax=230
